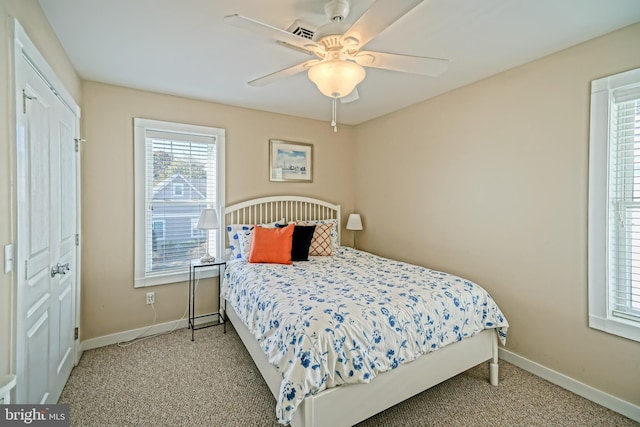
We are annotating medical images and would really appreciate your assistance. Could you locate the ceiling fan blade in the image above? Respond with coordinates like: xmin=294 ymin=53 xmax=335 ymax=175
xmin=249 ymin=59 xmax=320 ymax=86
xmin=354 ymin=51 xmax=449 ymax=77
xmin=224 ymin=14 xmax=319 ymax=52
xmin=340 ymin=88 xmax=359 ymax=104
xmin=276 ymin=41 xmax=315 ymax=56
xmin=341 ymin=0 xmax=424 ymax=49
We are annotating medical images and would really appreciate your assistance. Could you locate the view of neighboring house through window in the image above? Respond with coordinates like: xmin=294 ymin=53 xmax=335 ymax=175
xmin=191 ymin=218 xmax=205 ymax=238
xmin=152 ymin=220 xmax=165 ymax=241
xmin=134 ymin=118 xmax=225 ymax=287
xmin=589 ymin=67 xmax=640 ymax=342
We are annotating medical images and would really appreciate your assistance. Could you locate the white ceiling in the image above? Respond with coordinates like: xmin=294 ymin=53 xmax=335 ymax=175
xmin=38 ymin=0 xmax=640 ymax=126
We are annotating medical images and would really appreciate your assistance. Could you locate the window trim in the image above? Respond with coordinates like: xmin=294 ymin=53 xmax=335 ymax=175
xmin=134 ymin=118 xmax=225 ymax=287
xmin=588 ymin=67 xmax=640 ymax=342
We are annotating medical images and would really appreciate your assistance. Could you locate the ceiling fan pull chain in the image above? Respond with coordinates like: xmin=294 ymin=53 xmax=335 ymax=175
xmin=332 ymin=96 xmax=338 ymax=133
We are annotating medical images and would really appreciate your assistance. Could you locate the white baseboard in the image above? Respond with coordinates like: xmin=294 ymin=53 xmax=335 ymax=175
xmin=80 ymin=313 xmax=220 ymax=352
xmin=498 ymin=348 xmax=640 ymax=422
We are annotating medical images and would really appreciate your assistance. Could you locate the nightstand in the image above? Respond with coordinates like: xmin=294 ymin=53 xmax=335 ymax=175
xmin=188 ymin=259 xmax=226 ymax=341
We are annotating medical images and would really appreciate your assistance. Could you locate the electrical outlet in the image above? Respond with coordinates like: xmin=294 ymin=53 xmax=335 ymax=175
xmin=146 ymin=292 xmax=155 ymax=305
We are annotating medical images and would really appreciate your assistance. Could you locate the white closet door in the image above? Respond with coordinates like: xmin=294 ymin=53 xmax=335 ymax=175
xmin=50 ymin=82 xmax=77 ymax=403
xmin=15 ymin=42 xmax=78 ymax=404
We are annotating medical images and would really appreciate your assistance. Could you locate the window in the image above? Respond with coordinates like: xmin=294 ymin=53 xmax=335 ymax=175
xmin=589 ymin=67 xmax=640 ymax=342
xmin=152 ymin=220 xmax=165 ymax=240
xmin=191 ymin=218 xmax=204 ymax=238
xmin=134 ymin=118 xmax=225 ymax=287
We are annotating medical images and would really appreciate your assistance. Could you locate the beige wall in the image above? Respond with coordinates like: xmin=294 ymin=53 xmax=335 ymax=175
xmin=354 ymin=23 xmax=640 ymax=406
xmin=0 ymin=0 xmax=81 ymax=380
xmin=80 ymin=81 xmax=354 ymax=340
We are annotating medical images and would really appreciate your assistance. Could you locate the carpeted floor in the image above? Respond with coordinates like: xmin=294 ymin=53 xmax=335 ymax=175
xmin=59 ymin=324 xmax=637 ymax=427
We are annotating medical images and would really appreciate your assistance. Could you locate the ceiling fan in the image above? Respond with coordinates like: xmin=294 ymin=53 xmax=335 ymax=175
xmin=224 ymin=0 xmax=449 ymax=131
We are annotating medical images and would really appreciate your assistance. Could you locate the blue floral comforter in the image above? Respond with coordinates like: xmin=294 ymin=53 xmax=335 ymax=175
xmin=222 ymin=247 xmax=508 ymax=425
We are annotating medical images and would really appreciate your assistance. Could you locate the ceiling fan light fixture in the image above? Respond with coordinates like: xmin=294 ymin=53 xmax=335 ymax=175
xmin=307 ymin=59 xmax=366 ymax=98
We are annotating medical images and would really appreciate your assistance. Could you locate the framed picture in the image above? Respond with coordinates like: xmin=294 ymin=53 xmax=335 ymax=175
xmin=269 ymin=140 xmax=313 ymax=182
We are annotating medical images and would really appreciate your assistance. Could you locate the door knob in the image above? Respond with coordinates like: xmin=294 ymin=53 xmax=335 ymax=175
xmin=51 ymin=262 xmax=71 ymax=278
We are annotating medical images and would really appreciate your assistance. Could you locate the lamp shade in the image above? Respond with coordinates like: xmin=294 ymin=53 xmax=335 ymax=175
xmin=196 ymin=208 xmax=219 ymax=230
xmin=346 ymin=213 xmax=363 ymax=231
xmin=308 ymin=59 xmax=366 ymax=98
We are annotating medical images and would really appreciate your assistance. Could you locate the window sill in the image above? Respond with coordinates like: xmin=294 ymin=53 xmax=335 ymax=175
xmin=589 ymin=314 xmax=640 ymax=343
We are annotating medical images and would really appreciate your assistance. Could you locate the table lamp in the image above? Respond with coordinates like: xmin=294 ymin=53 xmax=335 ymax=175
xmin=346 ymin=213 xmax=363 ymax=249
xmin=196 ymin=208 xmax=219 ymax=263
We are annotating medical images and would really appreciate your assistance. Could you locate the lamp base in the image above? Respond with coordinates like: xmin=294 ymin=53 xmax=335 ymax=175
xmin=200 ymin=253 xmax=216 ymax=264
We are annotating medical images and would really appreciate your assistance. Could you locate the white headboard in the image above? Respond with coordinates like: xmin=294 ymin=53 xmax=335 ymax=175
xmin=224 ymin=195 xmax=341 ymax=244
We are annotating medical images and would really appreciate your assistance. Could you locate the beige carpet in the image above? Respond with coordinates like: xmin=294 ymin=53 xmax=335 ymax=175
xmin=59 ymin=324 xmax=637 ymax=427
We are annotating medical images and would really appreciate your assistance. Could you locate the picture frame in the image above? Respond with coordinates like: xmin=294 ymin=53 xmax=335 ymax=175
xmin=269 ymin=140 xmax=313 ymax=182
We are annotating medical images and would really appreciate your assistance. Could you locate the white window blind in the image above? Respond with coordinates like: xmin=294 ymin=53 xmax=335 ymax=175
xmin=134 ymin=119 xmax=225 ymax=287
xmin=589 ymin=67 xmax=640 ymax=342
xmin=609 ymin=87 xmax=640 ymax=321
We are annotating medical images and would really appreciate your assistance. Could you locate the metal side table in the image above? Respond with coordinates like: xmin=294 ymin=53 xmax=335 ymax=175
xmin=188 ymin=259 xmax=226 ymax=341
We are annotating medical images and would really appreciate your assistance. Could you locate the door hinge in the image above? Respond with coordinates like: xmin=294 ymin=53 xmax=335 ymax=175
xmin=24 ymin=260 xmax=28 ymax=280
xmin=75 ymin=234 xmax=80 ymax=246
xmin=74 ymin=327 xmax=79 ymax=340
xmin=74 ymin=138 xmax=86 ymax=152
xmin=22 ymin=89 xmax=36 ymax=114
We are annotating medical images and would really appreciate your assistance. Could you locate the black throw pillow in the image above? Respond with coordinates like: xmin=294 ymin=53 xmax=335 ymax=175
xmin=277 ymin=223 xmax=316 ymax=261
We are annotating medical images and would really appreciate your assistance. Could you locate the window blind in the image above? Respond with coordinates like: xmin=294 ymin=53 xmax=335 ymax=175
xmin=609 ymin=86 xmax=640 ymax=320
xmin=144 ymin=129 xmax=217 ymax=276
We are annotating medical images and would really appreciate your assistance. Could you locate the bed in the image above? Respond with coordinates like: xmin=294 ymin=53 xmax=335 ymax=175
xmin=221 ymin=196 xmax=508 ymax=427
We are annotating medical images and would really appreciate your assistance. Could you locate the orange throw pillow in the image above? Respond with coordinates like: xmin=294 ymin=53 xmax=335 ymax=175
xmin=248 ymin=224 xmax=294 ymax=264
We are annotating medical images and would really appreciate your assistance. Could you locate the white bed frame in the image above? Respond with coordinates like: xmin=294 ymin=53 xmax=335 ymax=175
xmin=223 ymin=196 xmax=499 ymax=427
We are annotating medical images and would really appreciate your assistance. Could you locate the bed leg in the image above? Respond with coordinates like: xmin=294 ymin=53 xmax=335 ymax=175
xmin=489 ymin=361 xmax=499 ymax=386
xmin=489 ymin=331 xmax=499 ymax=386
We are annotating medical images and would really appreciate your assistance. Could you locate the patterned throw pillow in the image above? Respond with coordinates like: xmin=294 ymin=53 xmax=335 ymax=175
xmin=236 ymin=228 xmax=254 ymax=260
xmin=307 ymin=223 xmax=333 ymax=256
xmin=296 ymin=219 xmax=339 ymax=255
xmin=226 ymin=224 xmax=252 ymax=259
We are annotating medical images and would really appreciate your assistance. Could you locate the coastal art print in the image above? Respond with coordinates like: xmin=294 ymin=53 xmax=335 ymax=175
xmin=269 ymin=140 xmax=313 ymax=182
